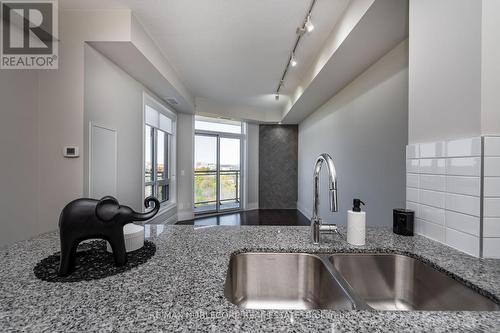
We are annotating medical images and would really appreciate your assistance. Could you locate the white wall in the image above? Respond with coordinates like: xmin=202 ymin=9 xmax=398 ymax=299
xmin=409 ymin=0 xmax=500 ymax=140
xmin=298 ymin=41 xmax=408 ymax=226
xmin=481 ymin=0 xmax=500 ymax=136
xmin=176 ymin=113 xmax=195 ymax=221
xmin=130 ymin=15 xmax=195 ymax=111
xmin=196 ymin=97 xmax=282 ymax=124
xmin=34 ymin=9 xmax=190 ymax=236
xmin=408 ymin=0 xmax=482 ymax=143
xmin=0 ymin=71 xmax=39 ymax=247
xmin=84 ymin=45 xmax=145 ymax=211
xmin=0 ymin=9 xmax=191 ymax=245
xmin=36 ymin=10 xmax=132 ymax=237
xmin=284 ymin=0 xmax=374 ymax=117
xmin=246 ymin=123 xmax=259 ymax=210
xmin=406 ymin=0 xmax=500 ymax=257
xmin=84 ymin=44 xmax=182 ymax=224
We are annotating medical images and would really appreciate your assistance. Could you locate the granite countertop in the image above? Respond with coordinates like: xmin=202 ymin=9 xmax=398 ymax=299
xmin=1 ymin=225 xmax=500 ymax=332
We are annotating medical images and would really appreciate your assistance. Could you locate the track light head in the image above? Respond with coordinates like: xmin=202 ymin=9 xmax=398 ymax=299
xmin=305 ymin=14 xmax=314 ymax=32
xmin=275 ymin=5 xmax=316 ymax=102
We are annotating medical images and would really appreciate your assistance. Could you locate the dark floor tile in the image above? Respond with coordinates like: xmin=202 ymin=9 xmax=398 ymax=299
xmin=176 ymin=209 xmax=310 ymax=226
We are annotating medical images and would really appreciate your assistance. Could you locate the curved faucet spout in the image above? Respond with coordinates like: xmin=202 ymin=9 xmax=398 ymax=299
xmin=311 ymin=153 xmax=338 ymax=245
xmin=312 ymin=153 xmax=338 ymax=219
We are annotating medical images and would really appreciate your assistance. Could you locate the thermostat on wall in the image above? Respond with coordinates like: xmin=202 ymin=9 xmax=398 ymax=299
xmin=63 ymin=146 xmax=79 ymax=158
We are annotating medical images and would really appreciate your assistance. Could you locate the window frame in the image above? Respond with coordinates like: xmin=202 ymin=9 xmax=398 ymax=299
xmin=142 ymin=92 xmax=176 ymax=212
xmin=144 ymin=127 xmax=169 ymax=203
xmin=194 ymin=116 xmax=244 ymax=215
xmin=155 ymin=129 xmax=170 ymax=202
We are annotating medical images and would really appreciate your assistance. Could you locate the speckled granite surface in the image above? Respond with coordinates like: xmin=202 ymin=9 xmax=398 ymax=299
xmin=1 ymin=225 xmax=500 ymax=332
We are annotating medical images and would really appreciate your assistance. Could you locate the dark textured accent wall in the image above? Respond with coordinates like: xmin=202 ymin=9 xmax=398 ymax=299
xmin=259 ymin=125 xmax=298 ymax=209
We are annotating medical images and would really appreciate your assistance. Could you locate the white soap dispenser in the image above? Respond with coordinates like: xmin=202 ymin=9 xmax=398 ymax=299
xmin=347 ymin=199 xmax=366 ymax=246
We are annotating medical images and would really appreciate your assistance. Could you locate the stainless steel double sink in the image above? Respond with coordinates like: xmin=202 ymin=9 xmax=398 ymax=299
xmin=224 ymin=253 xmax=500 ymax=311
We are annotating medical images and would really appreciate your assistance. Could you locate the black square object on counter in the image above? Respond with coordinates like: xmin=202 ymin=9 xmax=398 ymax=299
xmin=393 ymin=209 xmax=414 ymax=236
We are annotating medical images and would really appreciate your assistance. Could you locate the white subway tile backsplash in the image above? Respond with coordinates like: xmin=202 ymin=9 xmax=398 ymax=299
xmin=420 ymin=190 xmax=445 ymax=208
xmin=406 ymin=137 xmax=500 ymax=258
xmin=484 ymin=137 xmax=500 ymax=156
xmin=406 ymin=159 xmax=419 ymax=173
xmin=483 ymin=238 xmax=500 ymax=258
xmin=419 ymin=175 xmax=445 ymax=192
xmin=415 ymin=218 xmax=424 ymax=234
xmin=419 ymin=159 xmax=445 ymax=175
xmin=484 ymin=218 xmax=500 ymax=238
xmin=445 ymin=157 xmax=481 ymax=176
xmin=419 ymin=204 xmax=445 ymax=225
xmin=406 ymin=187 xmax=419 ymax=203
xmin=420 ymin=141 xmax=445 ymax=158
xmin=406 ymin=201 xmax=419 ymax=215
xmin=445 ymin=176 xmax=481 ymax=196
xmin=484 ymin=177 xmax=500 ymax=197
xmin=445 ymin=228 xmax=479 ymax=257
xmin=445 ymin=210 xmax=480 ymax=236
xmin=446 ymin=137 xmax=481 ymax=157
xmin=482 ymin=140 xmax=500 ymax=255
xmin=406 ymin=144 xmax=420 ymax=159
xmin=420 ymin=220 xmax=445 ymax=243
xmin=484 ymin=157 xmax=500 ymax=177
xmin=484 ymin=198 xmax=500 ymax=217
xmin=406 ymin=173 xmax=419 ymax=188
xmin=445 ymin=193 xmax=480 ymax=216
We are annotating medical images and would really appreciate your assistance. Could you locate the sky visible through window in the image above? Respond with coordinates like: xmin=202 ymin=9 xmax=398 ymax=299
xmin=194 ymin=136 xmax=240 ymax=170
xmin=195 ymin=119 xmax=241 ymax=170
xmin=195 ymin=120 xmax=241 ymax=134
xmin=194 ymin=119 xmax=242 ymax=210
xmin=195 ymin=135 xmax=216 ymax=170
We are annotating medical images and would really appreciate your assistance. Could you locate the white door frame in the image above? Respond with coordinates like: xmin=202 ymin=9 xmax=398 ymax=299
xmin=194 ymin=129 xmax=244 ymax=215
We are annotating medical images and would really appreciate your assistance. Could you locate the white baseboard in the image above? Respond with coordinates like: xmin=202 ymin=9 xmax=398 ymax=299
xmin=146 ymin=204 xmax=176 ymax=224
xmin=297 ymin=201 xmax=312 ymax=219
xmin=177 ymin=210 xmax=194 ymax=222
xmin=245 ymin=202 xmax=259 ymax=211
xmin=162 ymin=213 xmax=178 ymax=225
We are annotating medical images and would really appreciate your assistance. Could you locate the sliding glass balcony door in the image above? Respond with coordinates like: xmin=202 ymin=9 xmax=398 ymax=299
xmin=194 ymin=133 xmax=241 ymax=215
xmin=219 ymin=137 xmax=241 ymax=211
xmin=194 ymin=134 xmax=218 ymax=214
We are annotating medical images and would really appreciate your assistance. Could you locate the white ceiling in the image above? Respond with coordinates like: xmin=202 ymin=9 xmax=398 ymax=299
xmin=61 ymin=0 xmax=350 ymax=116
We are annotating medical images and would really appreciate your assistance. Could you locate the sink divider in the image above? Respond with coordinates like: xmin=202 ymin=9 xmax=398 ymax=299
xmin=315 ymin=254 xmax=372 ymax=311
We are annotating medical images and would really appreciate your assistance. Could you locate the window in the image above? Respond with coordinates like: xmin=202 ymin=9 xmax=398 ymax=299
xmin=195 ymin=116 xmax=242 ymax=134
xmin=144 ymin=95 xmax=176 ymax=207
xmin=194 ymin=116 xmax=243 ymax=214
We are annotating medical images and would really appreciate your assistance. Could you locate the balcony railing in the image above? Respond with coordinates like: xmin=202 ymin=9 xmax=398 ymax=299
xmin=194 ymin=170 xmax=240 ymax=214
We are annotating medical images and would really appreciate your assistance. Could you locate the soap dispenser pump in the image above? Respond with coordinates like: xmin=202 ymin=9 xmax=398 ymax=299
xmin=347 ymin=199 xmax=366 ymax=246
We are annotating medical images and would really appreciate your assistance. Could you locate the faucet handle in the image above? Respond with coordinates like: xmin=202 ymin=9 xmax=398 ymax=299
xmin=319 ymin=224 xmax=338 ymax=233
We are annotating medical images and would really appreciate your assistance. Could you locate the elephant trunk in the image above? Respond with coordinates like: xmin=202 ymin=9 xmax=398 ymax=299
xmin=132 ymin=197 xmax=161 ymax=222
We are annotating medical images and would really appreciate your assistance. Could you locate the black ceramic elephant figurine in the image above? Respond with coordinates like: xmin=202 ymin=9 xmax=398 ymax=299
xmin=58 ymin=196 xmax=160 ymax=276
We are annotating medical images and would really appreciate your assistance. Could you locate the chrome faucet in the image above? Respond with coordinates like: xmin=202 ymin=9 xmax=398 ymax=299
xmin=311 ymin=153 xmax=338 ymax=244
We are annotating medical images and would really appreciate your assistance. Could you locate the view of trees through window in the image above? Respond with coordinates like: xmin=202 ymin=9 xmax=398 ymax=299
xmin=145 ymin=125 xmax=169 ymax=203
xmin=194 ymin=124 xmax=241 ymax=213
